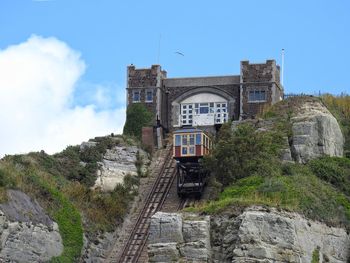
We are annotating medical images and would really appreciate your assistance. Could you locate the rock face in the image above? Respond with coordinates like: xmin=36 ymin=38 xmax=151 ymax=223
xmin=81 ymin=231 xmax=115 ymax=263
xmin=289 ymin=99 xmax=344 ymax=163
xmin=0 ymin=190 xmax=63 ymax=262
xmin=93 ymin=146 xmax=149 ymax=191
xmin=148 ymin=212 xmax=211 ymax=262
xmin=149 ymin=208 xmax=350 ymax=263
xmin=211 ymin=206 xmax=350 ymax=263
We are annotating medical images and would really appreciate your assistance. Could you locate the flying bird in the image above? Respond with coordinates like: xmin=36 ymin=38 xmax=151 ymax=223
xmin=175 ymin=51 xmax=184 ymax=56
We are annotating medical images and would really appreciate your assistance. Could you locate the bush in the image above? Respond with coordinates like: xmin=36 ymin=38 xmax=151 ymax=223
xmin=308 ymin=157 xmax=350 ymax=196
xmin=123 ymin=103 xmax=153 ymax=139
xmin=195 ymin=168 xmax=350 ymax=227
xmin=204 ymin=122 xmax=284 ymax=187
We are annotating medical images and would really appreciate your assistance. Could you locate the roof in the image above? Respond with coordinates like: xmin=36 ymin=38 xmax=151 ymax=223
xmin=173 ymin=128 xmax=204 ymax=133
xmin=163 ymin=75 xmax=240 ymax=87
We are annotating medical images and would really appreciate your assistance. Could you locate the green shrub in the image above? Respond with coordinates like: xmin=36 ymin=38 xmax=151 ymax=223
xmin=0 ymin=168 xmax=16 ymax=188
xmin=195 ymin=168 xmax=350 ymax=227
xmin=123 ymin=103 xmax=153 ymax=139
xmin=204 ymin=122 xmax=284 ymax=187
xmin=311 ymin=247 xmax=320 ymax=263
xmin=308 ymin=157 xmax=350 ymax=196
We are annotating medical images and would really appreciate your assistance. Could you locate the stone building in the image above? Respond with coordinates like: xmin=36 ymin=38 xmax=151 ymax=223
xmin=126 ymin=60 xmax=283 ymax=142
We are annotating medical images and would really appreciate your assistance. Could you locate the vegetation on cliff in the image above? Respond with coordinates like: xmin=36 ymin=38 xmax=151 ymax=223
xmin=123 ymin=103 xmax=153 ymax=139
xmin=196 ymin=96 xmax=350 ymax=228
xmin=0 ymin=135 xmax=140 ymax=262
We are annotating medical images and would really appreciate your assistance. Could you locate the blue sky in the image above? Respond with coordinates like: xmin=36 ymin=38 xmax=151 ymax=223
xmin=0 ymin=0 xmax=349 ymax=155
xmin=2 ymin=1 xmax=350 ymax=96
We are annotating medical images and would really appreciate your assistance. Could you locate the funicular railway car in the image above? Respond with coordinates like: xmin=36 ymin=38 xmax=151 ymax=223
xmin=173 ymin=128 xmax=212 ymax=197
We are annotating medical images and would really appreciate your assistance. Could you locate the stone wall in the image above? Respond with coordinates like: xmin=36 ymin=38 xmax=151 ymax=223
xmin=127 ymin=64 xmax=166 ymax=124
xmin=241 ymin=60 xmax=283 ymax=119
xmin=126 ymin=60 xmax=282 ymax=132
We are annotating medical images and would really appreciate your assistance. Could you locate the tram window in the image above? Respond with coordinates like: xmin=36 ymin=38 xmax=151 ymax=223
xmin=182 ymin=135 xmax=188 ymax=145
xmin=189 ymin=134 xmax=195 ymax=145
xmin=196 ymin=134 xmax=201 ymax=145
xmin=182 ymin=147 xmax=188 ymax=155
xmin=175 ymin=135 xmax=181 ymax=146
xmin=189 ymin=147 xmax=195 ymax=154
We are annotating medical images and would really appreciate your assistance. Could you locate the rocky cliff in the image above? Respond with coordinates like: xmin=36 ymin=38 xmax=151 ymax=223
xmin=148 ymin=208 xmax=350 ymax=263
xmin=289 ymin=98 xmax=344 ymax=163
xmin=148 ymin=212 xmax=211 ymax=262
xmin=240 ymin=97 xmax=345 ymax=164
xmin=93 ymin=145 xmax=149 ymax=192
xmin=0 ymin=190 xmax=63 ymax=262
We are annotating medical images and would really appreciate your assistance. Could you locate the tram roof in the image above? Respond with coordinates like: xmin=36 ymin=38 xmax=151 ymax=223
xmin=173 ymin=128 xmax=204 ymax=134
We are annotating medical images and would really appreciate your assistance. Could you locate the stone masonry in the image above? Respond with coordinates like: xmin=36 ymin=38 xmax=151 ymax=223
xmin=126 ymin=60 xmax=283 ymax=135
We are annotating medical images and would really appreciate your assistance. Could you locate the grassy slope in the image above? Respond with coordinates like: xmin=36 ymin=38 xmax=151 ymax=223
xmin=0 ymin=135 xmax=142 ymax=262
xmin=193 ymin=96 xmax=350 ymax=228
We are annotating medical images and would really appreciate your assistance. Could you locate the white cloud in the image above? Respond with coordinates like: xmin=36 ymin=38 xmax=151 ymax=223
xmin=0 ymin=35 xmax=125 ymax=156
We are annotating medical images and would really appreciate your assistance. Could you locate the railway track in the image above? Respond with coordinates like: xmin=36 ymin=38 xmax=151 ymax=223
xmin=117 ymin=145 xmax=176 ymax=263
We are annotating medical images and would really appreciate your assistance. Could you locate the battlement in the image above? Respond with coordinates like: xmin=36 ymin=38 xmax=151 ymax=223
xmin=127 ymin=64 xmax=166 ymax=89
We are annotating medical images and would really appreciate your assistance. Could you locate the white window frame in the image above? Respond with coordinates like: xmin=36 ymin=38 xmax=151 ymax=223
xmin=248 ymin=89 xmax=267 ymax=103
xmin=214 ymin=102 xmax=228 ymax=124
xmin=145 ymin=89 xmax=153 ymax=103
xmin=181 ymin=102 xmax=228 ymax=125
xmin=132 ymin=89 xmax=141 ymax=103
xmin=181 ymin=104 xmax=193 ymax=125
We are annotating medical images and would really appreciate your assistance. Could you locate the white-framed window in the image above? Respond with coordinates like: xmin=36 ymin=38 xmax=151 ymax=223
xmin=181 ymin=102 xmax=227 ymax=125
xmin=181 ymin=104 xmax=193 ymax=125
xmin=248 ymin=90 xmax=266 ymax=102
xmin=132 ymin=90 xmax=141 ymax=102
xmin=215 ymin=102 xmax=228 ymax=124
xmin=145 ymin=89 xmax=153 ymax=102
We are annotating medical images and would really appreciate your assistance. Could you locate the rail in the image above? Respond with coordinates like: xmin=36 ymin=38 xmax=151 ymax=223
xmin=117 ymin=145 xmax=176 ymax=263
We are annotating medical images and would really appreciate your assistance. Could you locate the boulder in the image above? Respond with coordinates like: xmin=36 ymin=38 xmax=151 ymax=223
xmin=149 ymin=212 xmax=183 ymax=244
xmin=179 ymin=240 xmax=210 ymax=262
xmin=182 ymin=215 xmax=211 ymax=261
xmin=93 ymin=146 xmax=149 ymax=191
xmin=290 ymin=99 xmax=344 ymax=163
xmin=148 ymin=212 xmax=212 ymax=262
xmin=148 ymin=242 xmax=180 ymax=262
